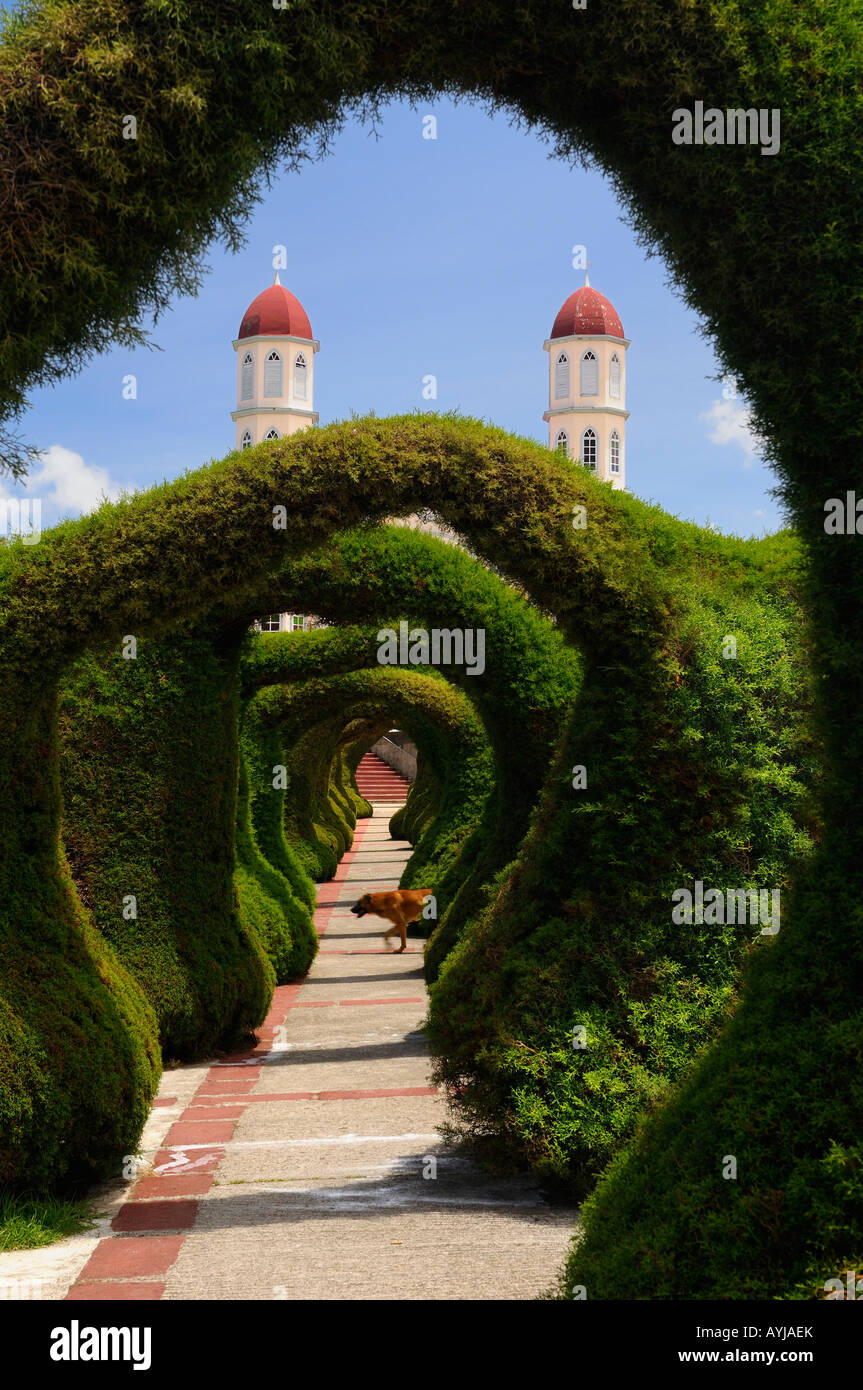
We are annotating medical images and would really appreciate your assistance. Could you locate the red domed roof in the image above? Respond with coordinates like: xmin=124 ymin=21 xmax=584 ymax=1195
xmin=551 ymin=282 xmax=623 ymax=339
xmin=238 ymin=279 xmax=313 ymax=340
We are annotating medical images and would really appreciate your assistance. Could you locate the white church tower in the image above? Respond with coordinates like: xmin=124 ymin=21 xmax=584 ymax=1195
xmin=235 ymin=274 xmax=320 ymax=634
xmin=543 ymin=275 xmax=630 ymax=490
xmin=231 ymin=273 xmax=319 ymax=449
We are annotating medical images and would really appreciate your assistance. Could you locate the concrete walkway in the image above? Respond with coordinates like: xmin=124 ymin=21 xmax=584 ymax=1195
xmin=9 ymin=773 xmax=577 ymax=1301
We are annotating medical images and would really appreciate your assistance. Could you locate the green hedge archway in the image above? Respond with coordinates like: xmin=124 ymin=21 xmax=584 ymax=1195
xmin=0 ymin=0 xmax=860 ymax=1295
xmin=237 ymin=535 xmax=582 ymax=973
xmin=0 ymin=417 xmax=708 ymax=1186
xmin=0 ymin=417 xmax=813 ymax=1212
xmin=245 ymin=663 xmax=494 ymax=918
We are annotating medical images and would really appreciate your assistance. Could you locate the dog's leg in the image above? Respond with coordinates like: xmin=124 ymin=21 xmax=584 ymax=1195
xmin=397 ymin=913 xmax=407 ymax=953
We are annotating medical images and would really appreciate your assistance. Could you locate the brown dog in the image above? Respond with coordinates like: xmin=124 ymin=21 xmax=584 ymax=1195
xmin=350 ymin=889 xmax=431 ymax=952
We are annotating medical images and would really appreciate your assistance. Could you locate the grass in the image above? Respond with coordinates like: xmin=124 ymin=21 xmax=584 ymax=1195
xmin=0 ymin=1189 xmax=97 ymax=1252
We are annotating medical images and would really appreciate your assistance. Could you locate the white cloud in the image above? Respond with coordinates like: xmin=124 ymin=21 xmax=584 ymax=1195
xmin=700 ymin=398 xmax=765 ymax=468
xmin=0 ymin=445 xmax=123 ymax=516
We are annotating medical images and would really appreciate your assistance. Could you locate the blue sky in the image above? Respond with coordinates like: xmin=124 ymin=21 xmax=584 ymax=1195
xmin=3 ymin=96 xmax=782 ymax=536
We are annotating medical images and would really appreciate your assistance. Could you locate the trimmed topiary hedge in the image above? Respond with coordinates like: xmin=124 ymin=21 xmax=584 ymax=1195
xmin=3 ymin=0 xmax=860 ymax=525
xmin=338 ymin=731 xmax=374 ymax=823
xmin=242 ymin=526 xmax=581 ymax=976
xmin=0 ymin=415 xmax=834 ymax=1291
xmin=1 ymin=0 xmax=861 ymax=1296
xmin=390 ymin=751 xmax=439 ymax=846
xmin=564 ymin=853 xmax=863 ymax=1299
xmin=426 ymin=548 xmax=819 ymax=1195
xmin=58 ymin=629 xmax=276 ymax=1058
xmin=238 ymin=710 xmax=318 ymax=917
xmin=281 ymin=718 xmax=353 ymax=881
xmin=0 ymin=666 xmax=162 ymax=1188
xmin=241 ymin=640 xmax=494 ymax=915
xmin=234 ymin=743 xmax=317 ymax=985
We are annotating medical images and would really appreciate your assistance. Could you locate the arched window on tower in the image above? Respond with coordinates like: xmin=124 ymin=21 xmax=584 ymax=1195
xmin=555 ymin=430 xmax=569 ymax=457
xmin=554 ymin=352 xmax=569 ymax=400
xmin=241 ymin=352 xmax=254 ymax=401
xmin=610 ymin=431 xmax=621 ymax=475
xmin=605 ymin=428 xmax=619 ymax=478
xmin=609 ymin=353 xmax=621 ymax=399
xmin=264 ymin=428 xmax=280 ymax=441
xmin=263 ymin=349 xmax=283 ymax=397
xmin=294 ymin=353 xmax=308 ymax=401
xmin=581 ymin=428 xmax=597 ymax=471
xmin=580 ymin=350 xmax=598 ymax=396
xmin=240 ymin=430 xmax=253 ymax=450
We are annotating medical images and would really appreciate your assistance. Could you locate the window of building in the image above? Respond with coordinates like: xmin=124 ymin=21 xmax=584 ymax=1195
xmin=609 ymin=353 xmax=621 ymax=398
xmin=555 ymin=430 xmax=569 ymax=456
xmin=610 ymin=431 xmax=621 ymax=474
xmin=263 ymin=349 xmax=283 ymax=397
xmin=264 ymin=428 xmax=280 ymax=440
xmin=294 ymin=353 xmax=308 ymax=400
xmin=261 ymin=614 xmax=282 ymax=631
xmin=241 ymin=352 xmax=254 ymax=401
xmin=240 ymin=430 xmax=253 ymax=449
xmin=580 ymin=350 xmax=598 ymax=395
xmin=581 ymin=428 xmax=597 ymax=470
xmin=291 ymin=615 xmax=306 ymax=631
xmin=554 ymin=352 xmax=569 ymax=400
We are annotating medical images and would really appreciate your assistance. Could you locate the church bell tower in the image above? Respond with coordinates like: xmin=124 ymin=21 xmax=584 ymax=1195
xmin=543 ymin=274 xmax=630 ymax=490
xmin=231 ymin=273 xmax=319 ymax=450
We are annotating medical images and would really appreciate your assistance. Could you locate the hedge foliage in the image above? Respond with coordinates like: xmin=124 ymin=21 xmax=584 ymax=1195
xmin=242 ymin=640 xmax=494 ymax=918
xmin=0 ymin=0 xmax=861 ymax=1298
xmin=426 ymin=554 xmax=819 ymax=1198
xmin=234 ymin=739 xmax=317 ymax=985
xmin=0 ymin=670 xmax=161 ymax=1188
xmin=59 ymin=629 xmax=275 ymax=1059
xmin=0 ymin=404 xmax=846 ymax=1293
xmin=390 ymin=751 xmax=439 ymax=846
xmin=0 ymin=415 xmax=626 ymax=1187
xmin=238 ymin=536 xmax=579 ymax=972
xmin=564 ymin=853 xmax=863 ymax=1299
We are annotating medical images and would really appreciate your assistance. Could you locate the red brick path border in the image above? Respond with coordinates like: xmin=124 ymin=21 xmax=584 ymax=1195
xmin=65 ymin=809 xmax=430 ymax=1300
xmin=64 ymin=817 xmax=375 ymax=1300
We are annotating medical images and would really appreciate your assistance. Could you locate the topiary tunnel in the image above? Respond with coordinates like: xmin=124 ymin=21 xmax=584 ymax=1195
xmin=55 ymin=523 xmax=575 ymax=1063
xmin=239 ymin=626 xmax=497 ymax=921
xmin=238 ymin=527 xmax=582 ymax=977
xmin=245 ymin=661 xmax=494 ymax=913
xmin=0 ymin=418 xmax=818 ymax=1286
xmin=1 ymin=0 xmax=861 ymax=1299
